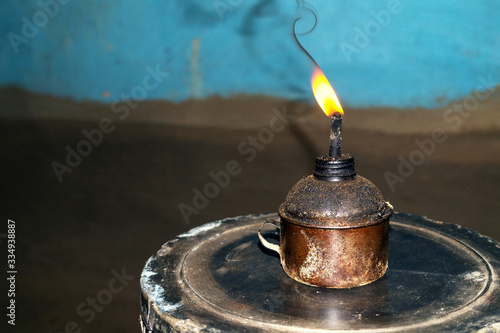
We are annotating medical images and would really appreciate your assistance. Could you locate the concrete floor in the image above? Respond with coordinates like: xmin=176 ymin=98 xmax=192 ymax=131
xmin=1 ymin=88 xmax=499 ymax=332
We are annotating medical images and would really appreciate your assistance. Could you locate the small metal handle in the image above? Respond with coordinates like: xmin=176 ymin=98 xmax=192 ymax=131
xmin=258 ymin=220 xmax=281 ymax=255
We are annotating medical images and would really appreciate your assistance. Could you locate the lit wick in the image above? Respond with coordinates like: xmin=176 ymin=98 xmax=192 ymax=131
xmin=329 ymin=112 xmax=342 ymax=159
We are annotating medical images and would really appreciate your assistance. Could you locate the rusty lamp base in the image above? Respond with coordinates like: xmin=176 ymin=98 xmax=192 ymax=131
xmin=279 ymin=219 xmax=390 ymax=289
xmin=259 ymin=155 xmax=393 ymax=289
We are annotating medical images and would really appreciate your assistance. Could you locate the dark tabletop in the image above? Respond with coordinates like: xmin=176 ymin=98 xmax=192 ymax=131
xmin=140 ymin=212 xmax=500 ymax=333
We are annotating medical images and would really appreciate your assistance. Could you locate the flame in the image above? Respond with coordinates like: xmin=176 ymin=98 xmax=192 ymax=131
xmin=311 ymin=66 xmax=343 ymax=116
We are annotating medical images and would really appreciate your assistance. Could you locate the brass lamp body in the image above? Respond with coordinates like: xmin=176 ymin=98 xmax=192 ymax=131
xmin=259 ymin=155 xmax=393 ymax=288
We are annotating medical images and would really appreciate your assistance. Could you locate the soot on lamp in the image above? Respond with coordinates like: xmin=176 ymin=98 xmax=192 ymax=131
xmin=273 ymin=110 xmax=394 ymax=288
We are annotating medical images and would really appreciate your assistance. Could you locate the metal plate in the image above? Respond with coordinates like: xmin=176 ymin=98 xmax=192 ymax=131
xmin=140 ymin=212 xmax=500 ymax=332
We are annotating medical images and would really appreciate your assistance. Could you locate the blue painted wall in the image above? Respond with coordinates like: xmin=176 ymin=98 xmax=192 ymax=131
xmin=1 ymin=0 xmax=499 ymax=108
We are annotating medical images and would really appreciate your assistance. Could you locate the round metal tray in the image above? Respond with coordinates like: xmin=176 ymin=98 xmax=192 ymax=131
xmin=140 ymin=212 xmax=500 ymax=332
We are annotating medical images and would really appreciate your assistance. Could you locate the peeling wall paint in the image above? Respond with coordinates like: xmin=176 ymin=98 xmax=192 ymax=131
xmin=1 ymin=0 xmax=499 ymax=108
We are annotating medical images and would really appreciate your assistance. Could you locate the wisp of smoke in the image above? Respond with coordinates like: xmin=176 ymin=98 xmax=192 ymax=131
xmin=293 ymin=0 xmax=320 ymax=66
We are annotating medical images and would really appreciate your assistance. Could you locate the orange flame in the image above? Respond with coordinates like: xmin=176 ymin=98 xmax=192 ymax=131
xmin=311 ymin=66 xmax=343 ymax=117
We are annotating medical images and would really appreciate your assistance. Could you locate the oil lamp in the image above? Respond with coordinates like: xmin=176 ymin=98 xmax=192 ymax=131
xmin=258 ymin=66 xmax=393 ymax=288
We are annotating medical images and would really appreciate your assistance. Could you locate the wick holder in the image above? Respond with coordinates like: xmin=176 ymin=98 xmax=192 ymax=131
xmin=313 ymin=154 xmax=356 ymax=181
